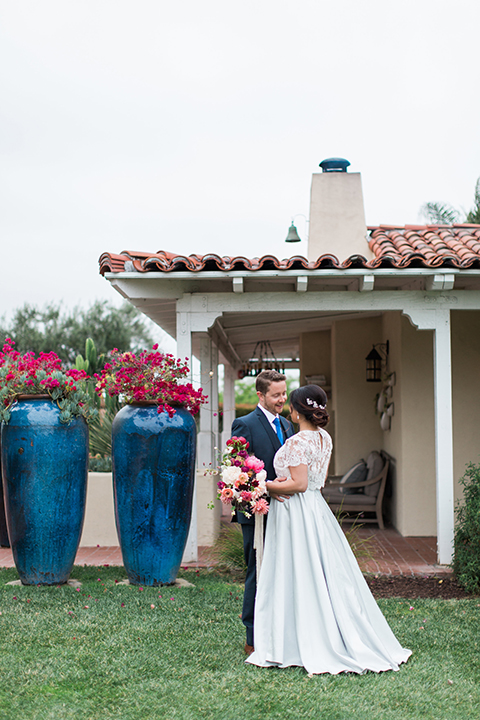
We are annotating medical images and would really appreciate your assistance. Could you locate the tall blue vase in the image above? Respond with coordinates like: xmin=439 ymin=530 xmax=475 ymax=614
xmin=112 ymin=403 xmax=197 ymax=586
xmin=1 ymin=397 xmax=88 ymax=585
xmin=0 ymin=447 xmax=9 ymax=547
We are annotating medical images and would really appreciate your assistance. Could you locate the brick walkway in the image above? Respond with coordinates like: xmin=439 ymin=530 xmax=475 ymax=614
xmin=354 ymin=527 xmax=451 ymax=576
xmin=0 ymin=526 xmax=452 ymax=576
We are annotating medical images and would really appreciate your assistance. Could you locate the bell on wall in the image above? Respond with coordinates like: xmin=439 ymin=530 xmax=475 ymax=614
xmin=285 ymin=222 xmax=301 ymax=243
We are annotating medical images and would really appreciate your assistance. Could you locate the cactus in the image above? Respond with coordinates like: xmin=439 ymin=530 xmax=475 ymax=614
xmin=74 ymin=338 xmax=105 ymax=376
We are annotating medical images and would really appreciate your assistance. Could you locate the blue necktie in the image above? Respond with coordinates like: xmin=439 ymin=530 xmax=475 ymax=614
xmin=273 ymin=416 xmax=284 ymax=445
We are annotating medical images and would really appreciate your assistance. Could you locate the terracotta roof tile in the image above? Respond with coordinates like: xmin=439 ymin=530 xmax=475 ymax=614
xmin=368 ymin=225 xmax=480 ymax=269
xmin=98 ymin=224 xmax=480 ymax=275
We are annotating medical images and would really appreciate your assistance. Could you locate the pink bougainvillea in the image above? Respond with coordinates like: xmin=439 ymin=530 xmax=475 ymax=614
xmin=94 ymin=347 xmax=207 ymax=417
xmin=0 ymin=338 xmax=94 ymax=424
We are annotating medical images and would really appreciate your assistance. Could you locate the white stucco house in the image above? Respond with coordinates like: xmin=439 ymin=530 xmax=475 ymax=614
xmin=99 ymin=161 xmax=480 ymax=565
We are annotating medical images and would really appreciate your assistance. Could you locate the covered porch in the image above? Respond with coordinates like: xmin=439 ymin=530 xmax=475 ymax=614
xmin=99 ymin=166 xmax=480 ymax=567
xmin=99 ymin=257 xmax=480 ymax=567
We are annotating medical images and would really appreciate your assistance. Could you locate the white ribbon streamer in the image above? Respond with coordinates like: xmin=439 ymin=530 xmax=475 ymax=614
xmin=253 ymin=513 xmax=264 ymax=580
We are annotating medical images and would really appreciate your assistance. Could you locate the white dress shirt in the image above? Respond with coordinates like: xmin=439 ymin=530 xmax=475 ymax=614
xmin=257 ymin=403 xmax=280 ymax=434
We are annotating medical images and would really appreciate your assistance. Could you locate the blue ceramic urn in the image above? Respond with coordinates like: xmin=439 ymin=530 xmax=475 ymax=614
xmin=112 ymin=403 xmax=197 ymax=586
xmin=1 ymin=397 xmax=89 ymax=585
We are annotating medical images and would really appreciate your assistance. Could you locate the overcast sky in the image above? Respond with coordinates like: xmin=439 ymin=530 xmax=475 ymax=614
xmin=1 ymin=0 xmax=479 ymax=324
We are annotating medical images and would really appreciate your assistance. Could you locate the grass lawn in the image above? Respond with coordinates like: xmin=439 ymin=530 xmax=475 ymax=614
xmin=0 ymin=565 xmax=479 ymax=720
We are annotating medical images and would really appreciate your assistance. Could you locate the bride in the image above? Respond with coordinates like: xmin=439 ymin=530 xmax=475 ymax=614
xmin=246 ymin=385 xmax=411 ymax=675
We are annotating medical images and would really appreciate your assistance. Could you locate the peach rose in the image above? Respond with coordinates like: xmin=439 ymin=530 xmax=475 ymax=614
xmin=220 ymin=487 xmax=234 ymax=504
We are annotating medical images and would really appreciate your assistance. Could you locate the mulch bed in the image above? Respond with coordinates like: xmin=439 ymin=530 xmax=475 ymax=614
xmin=365 ymin=575 xmax=477 ymax=600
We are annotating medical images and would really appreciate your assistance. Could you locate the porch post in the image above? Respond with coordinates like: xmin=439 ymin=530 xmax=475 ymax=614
xmin=221 ymin=362 xmax=236 ymax=450
xmin=197 ymin=333 xmax=216 ymax=470
xmin=177 ymin=310 xmax=197 ymax=562
xmin=211 ymin=342 xmax=219 ymax=457
xmin=433 ymin=308 xmax=455 ymax=565
xmin=176 ymin=311 xmax=192 ymax=375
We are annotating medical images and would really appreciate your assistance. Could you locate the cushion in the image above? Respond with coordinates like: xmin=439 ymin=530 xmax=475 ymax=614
xmin=322 ymin=491 xmax=376 ymax=506
xmin=338 ymin=461 xmax=367 ymax=495
xmin=364 ymin=451 xmax=384 ymax=497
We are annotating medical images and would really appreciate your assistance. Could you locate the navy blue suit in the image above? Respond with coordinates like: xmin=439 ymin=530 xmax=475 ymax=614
xmin=231 ymin=406 xmax=294 ymax=646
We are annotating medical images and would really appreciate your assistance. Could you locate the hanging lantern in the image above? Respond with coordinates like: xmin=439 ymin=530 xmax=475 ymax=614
xmin=365 ymin=346 xmax=382 ymax=382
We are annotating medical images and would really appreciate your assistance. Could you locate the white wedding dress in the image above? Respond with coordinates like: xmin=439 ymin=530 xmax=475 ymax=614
xmin=246 ymin=429 xmax=411 ymax=675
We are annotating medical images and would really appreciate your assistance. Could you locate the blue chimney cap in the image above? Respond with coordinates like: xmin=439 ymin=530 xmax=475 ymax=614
xmin=319 ymin=157 xmax=350 ymax=172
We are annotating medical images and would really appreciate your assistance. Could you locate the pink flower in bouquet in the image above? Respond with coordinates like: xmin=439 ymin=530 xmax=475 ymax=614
xmin=240 ymin=491 xmax=252 ymax=502
xmin=220 ymin=487 xmax=234 ymax=504
xmin=243 ymin=455 xmax=265 ymax=473
xmin=253 ymin=498 xmax=269 ymax=515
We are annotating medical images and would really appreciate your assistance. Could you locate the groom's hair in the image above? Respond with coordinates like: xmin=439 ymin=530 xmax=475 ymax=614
xmin=255 ymin=370 xmax=286 ymax=395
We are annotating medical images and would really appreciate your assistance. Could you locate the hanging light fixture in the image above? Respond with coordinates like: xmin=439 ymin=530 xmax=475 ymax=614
xmin=240 ymin=341 xmax=285 ymax=377
xmin=365 ymin=341 xmax=389 ymax=382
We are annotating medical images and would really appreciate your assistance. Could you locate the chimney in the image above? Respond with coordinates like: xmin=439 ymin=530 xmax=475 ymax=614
xmin=307 ymin=158 xmax=373 ymax=262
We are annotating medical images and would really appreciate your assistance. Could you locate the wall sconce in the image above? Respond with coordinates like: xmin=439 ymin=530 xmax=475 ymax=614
xmin=365 ymin=341 xmax=389 ymax=382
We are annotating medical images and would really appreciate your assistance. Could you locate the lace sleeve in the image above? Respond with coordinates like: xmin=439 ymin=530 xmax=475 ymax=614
xmin=280 ymin=434 xmax=313 ymax=468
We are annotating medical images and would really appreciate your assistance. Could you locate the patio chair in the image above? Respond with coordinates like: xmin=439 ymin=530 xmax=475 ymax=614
xmin=322 ymin=451 xmax=389 ymax=530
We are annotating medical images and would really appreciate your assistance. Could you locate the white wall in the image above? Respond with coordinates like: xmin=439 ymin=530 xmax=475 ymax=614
xmin=80 ymin=472 xmax=221 ymax=548
xmin=331 ymin=316 xmax=383 ymax=474
xmin=451 ymin=311 xmax=480 ymax=503
xmin=381 ymin=313 xmax=436 ymax=536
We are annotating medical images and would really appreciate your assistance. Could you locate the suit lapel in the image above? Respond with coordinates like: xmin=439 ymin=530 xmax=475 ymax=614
xmin=280 ymin=415 xmax=294 ymax=439
xmin=255 ymin=406 xmax=281 ymax=452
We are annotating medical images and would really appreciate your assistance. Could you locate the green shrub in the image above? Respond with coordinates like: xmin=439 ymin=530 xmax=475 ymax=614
xmin=453 ymin=461 xmax=480 ymax=593
xmin=89 ymin=455 xmax=112 ymax=472
xmin=207 ymin=524 xmax=247 ymax=573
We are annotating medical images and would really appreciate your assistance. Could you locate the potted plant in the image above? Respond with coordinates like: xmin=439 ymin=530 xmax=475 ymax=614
xmin=95 ymin=346 xmax=207 ymax=585
xmin=0 ymin=339 xmax=96 ymax=585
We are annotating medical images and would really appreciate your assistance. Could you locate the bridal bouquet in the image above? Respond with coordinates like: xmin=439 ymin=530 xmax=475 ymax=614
xmin=217 ymin=436 xmax=269 ymax=518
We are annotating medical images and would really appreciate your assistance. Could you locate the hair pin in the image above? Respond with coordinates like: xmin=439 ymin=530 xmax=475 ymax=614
xmin=306 ymin=397 xmax=325 ymax=409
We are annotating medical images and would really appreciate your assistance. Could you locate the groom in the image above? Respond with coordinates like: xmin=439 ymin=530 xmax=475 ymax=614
xmin=231 ymin=369 xmax=295 ymax=656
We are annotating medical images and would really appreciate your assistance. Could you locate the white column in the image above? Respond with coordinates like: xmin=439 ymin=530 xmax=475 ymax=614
xmin=197 ymin=333 xmax=215 ymax=469
xmin=177 ymin=310 xmax=196 ymax=562
xmin=183 ymin=333 xmax=220 ymax=562
xmin=221 ymin=362 xmax=236 ymax=450
xmin=433 ymin=308 xmax=455 ymax=565
xmin=176 ymin=311 xmax=192 ymax=378
xmin=211 ymin=342 xmax=219 ymax=457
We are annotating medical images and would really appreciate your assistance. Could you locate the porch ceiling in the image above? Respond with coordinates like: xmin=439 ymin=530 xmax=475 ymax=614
xmin=217 ymin=310 xmax=381 ymax=364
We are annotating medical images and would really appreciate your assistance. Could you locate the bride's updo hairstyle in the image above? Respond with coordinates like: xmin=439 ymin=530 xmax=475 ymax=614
xmin=289 ymin=384 xmax=329 ymax=428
